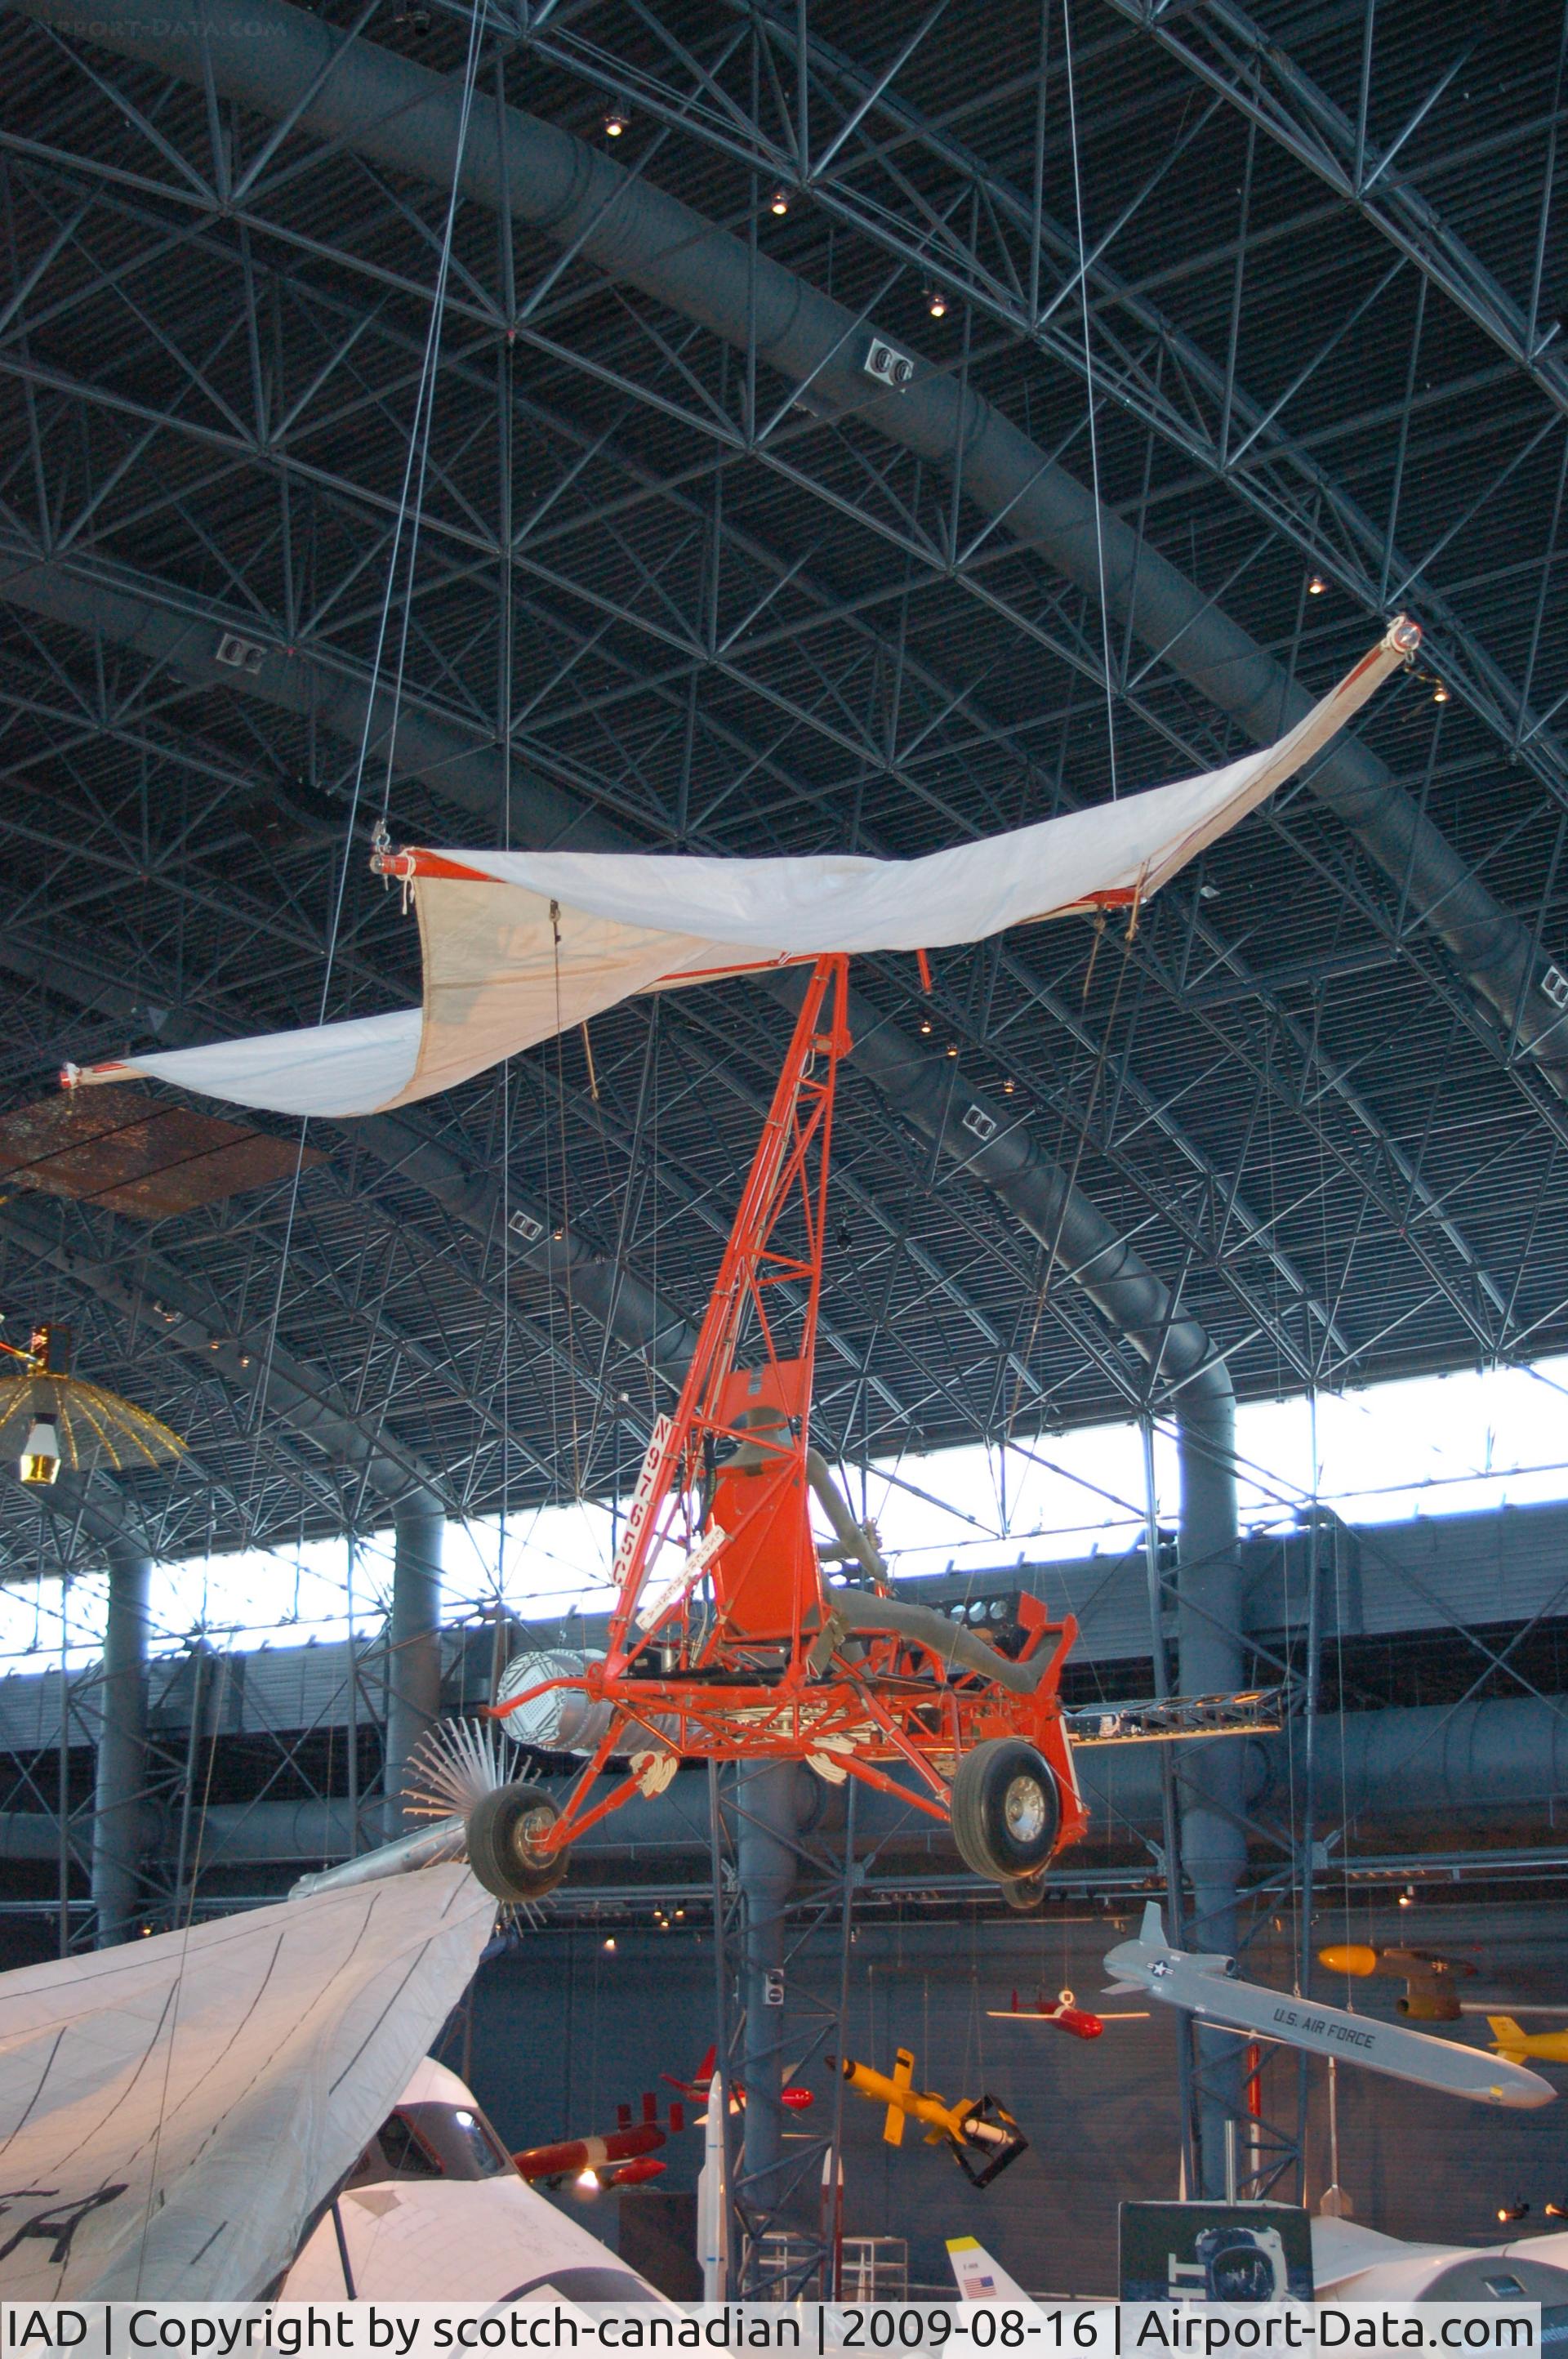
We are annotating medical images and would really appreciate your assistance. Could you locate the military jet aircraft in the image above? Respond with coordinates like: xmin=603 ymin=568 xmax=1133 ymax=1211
xmin=1106 ymin=1906 xmax=1554 ymax=2110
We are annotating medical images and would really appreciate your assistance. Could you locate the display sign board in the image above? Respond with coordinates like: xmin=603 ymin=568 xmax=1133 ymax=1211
xmin=1119 ymin=2200 xmax=1315 ymax=2301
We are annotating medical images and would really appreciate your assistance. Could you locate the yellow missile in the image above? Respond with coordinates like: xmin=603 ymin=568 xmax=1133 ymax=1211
xmin=835 ymin=2047 xmax=973 ymax=2149
xmin=827 ymin=2049 xmax=1029 ymax=2187
xmin=1319 ymin=1945 xmax=1379 ymax=1978
xmin=1489 ymin=2018 xmax=1568 ymax=2065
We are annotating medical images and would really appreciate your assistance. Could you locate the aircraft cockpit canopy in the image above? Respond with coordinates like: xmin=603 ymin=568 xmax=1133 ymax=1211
xmin=351 ymin=2098 xmax=513 ymax=2186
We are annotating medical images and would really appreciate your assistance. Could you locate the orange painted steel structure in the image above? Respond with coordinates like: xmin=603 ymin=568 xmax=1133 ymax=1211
xmin=489 ymin=954 xmax=1087 ymax=1870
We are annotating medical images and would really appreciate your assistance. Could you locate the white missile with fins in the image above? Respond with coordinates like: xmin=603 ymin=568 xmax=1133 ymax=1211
xmin=697 ymin=2071 xmax=729 ymax=2301
xmin=1104 ymin=1905 xmax=1554 ymax=2111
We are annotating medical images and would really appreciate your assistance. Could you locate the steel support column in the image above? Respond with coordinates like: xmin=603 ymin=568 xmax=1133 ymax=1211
xmin=734 ymin=1760 xmax=800 ymax=2270
xmin=385 ymin=1491 xmax=444 ymax=1838
xmin=91 ymin=1541 xmax=151 ymax=1948
xmin=836 ymin=979 xmax=1245 ymax=2187
xmin=1173 ymin=1390 xmax=1248 ymax=2195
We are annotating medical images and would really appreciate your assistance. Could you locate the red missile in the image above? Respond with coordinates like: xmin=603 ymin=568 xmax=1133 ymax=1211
xmin=1047 ymin=2001 xmax=1104 ymax=2040
xmin=601 ymin=2156 xmax=666 ymax=2187
xmin=990 ymin=1990 xmax=1106 ymax=2038
xmin=513 ymin=2121 xmax=666 ymax=2183
xmin=662 ymin=2045 xmax=813 ymax=2115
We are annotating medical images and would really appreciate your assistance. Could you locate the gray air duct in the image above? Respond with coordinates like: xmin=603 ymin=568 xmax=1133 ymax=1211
xmin=7 ymin=1692 xmax=1565 ymax=1876
xmin=7 ymin=0 xmax=1562 ymax=1086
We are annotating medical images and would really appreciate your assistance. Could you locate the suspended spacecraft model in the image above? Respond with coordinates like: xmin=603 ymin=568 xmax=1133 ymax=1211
xmin=0 ymin=1321 xmax=185 ymax=1485
xmin=64 ymin=622 xmax=1423 ymax=1903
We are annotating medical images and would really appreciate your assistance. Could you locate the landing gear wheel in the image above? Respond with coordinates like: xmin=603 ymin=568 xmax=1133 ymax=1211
xmin=951 ymin=1739 xmax=1060 ymax=1883
xmin=465 ymin=1782 xmax=568 ymax=1902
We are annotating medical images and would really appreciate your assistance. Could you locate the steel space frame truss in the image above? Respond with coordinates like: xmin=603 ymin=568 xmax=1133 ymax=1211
xmin=498 ymin=0 xmax=1568 ymax=802
xmin=0 ymin=0 xmax=1564 ymax=1579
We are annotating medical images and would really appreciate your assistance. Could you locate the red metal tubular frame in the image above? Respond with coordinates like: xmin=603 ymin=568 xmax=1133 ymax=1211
xmin=490 ymin=952 xmax=1086 ymax=1868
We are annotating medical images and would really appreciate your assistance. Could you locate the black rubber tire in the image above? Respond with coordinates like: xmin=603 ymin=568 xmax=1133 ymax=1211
xmin=950 ymin=1739 xmax=1060 ymax=1883
xmin=465 ymin=1782 xmax=569 ymax=1902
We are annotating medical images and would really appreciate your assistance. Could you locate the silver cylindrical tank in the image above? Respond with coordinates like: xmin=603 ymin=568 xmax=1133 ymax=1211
xmin=496 ymin=1650 xmax=613 ymax=1754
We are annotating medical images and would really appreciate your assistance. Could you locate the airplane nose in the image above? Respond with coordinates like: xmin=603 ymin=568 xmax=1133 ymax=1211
xmin=1319 ymin=1945 xmax=1379 ymax=1977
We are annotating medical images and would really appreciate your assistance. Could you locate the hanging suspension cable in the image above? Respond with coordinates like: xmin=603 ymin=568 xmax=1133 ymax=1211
xmin=246 ymin=0 xmax=492 ymax=1476
xmin=1062 ymin=0 xmax=1120 ymax=798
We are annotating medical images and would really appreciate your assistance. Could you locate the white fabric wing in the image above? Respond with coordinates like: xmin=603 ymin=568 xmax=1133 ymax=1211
xmin=76 ymin=626 xmax=1413 ymax=1121
xmin=0 ymin=1861 xmax=493 ymax=2300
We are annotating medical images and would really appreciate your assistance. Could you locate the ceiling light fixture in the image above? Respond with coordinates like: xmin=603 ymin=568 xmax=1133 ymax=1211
xmin=926 ymin=287 xmax=948 ymax=319
xmin=20 ymin=1416 xmax=58 ymax=1487
xmin=604 ymin=105 xmax=629 ymax=137
xmin=1307 ymin=573 xmax=1327 ymax=595
xmin=1433 ymin=682 xmax=1450 ymax=704
xmin=769 ymin=189 xmax=791 ymax=216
